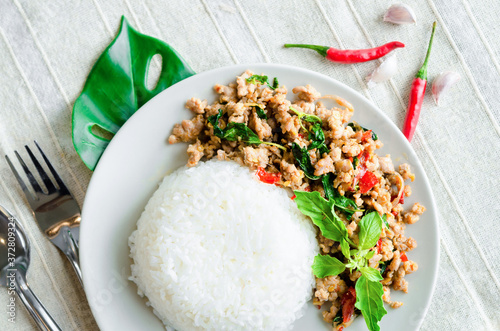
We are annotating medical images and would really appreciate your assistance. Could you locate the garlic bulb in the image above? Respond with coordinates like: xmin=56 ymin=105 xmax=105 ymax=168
xmin=366 ymin=53 xmax=398 ymax=87
xmin=384 ymin=3 xmax=417 ymax=25
xmin=431 ymin=71 xmax=461 ymax=105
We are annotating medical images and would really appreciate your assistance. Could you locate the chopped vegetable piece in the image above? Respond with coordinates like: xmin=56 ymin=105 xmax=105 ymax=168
xmin=359 ymin=171 xmax=379 ymax=194
xmin=400 ymin=252 xmax=409 ymax=262
xmin=246 ymin=74 xmax=279 ymax=90
xmin=342 ymin=287 xmax=357 ymax=323
xmin=256 ymin=167 xmax=281 ymax=184
xmin=291 ymin=143 xmax=320 ymax=180
xmin=362 ymin=130 xmax=373 ymax=142
xmin=376 ymin=238 xmax=383 ymax=254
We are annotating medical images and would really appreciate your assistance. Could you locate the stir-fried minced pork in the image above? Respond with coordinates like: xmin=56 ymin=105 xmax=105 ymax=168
xmin=169 ymin=70 xmax=425 ymax=330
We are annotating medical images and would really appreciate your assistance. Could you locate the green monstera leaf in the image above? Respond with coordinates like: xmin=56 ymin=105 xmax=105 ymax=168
xmin=72 ymin=16 xmax=195 ymax=170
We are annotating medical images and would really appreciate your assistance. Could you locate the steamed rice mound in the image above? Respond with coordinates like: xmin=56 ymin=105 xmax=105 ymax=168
xmin=129 ymin=160 xmax=318 ymax=331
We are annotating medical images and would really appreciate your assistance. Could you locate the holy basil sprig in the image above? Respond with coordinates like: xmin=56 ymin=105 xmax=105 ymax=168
xmin=246 ymin=75 xmax=279 ymax=90
xmin=208 ymin=109 xmax=285 ymax=150
xmin=293 ymin=191 xmax=387 ymax=331
xmin=291 ymin=143 xmax=320 ymax=180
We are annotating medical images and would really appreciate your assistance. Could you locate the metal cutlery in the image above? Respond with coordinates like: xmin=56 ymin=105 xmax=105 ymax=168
xmin=0 ymin=204 xmax=62 ymax=330
xmin=6 ymin=142 xmax=83 ymax=286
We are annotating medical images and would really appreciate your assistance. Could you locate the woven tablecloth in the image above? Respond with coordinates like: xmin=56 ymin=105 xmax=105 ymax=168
xmin=0 ymin=0 xmax=499 ymax=330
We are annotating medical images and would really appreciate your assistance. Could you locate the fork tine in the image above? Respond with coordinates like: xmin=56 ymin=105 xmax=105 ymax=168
xmin=14 ymin=150 xmax=43 ymax=194
xmin=5 ymin=154 xmax=37 ymax=202
xmin=34 ymin=141 xmax=67 ymax=191
xmin=25 ymin=145 xmax=57 ymax=194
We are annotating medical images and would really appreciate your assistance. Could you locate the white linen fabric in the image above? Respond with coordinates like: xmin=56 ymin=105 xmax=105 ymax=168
xmin=0 ymin=0 xmax=499 ymax=330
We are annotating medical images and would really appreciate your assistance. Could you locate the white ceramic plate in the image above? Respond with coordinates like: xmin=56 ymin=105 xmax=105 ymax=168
xmin=80 ymin=63 xmax=439 ymax=331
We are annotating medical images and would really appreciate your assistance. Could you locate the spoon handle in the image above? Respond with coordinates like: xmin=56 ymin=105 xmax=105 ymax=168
xmin=15 ymin=272 xmax=62 ymax=331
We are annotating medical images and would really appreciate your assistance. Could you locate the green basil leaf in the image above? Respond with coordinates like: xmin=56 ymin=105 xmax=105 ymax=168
xmin=72 ymin=16 xmax=195 ymax=170
xmin=365 ymin=250 xmax=375 ymax=260
xmin=290 ymin=107 xmax=322 ymax=124
xmin=379 ymin=261 xmax=389 ymax=275
xmin=246 ymin=74 xmax=269 ymax=85
xmin=359 ymin=266 xmax=383 ymax=282
xmin=353 ymin=156 xmax=359 ymax=170
xmin=382 ymin=214 xmax=390 ymax=229
xmin=332 ymin=309 xmax=343 ymax=324
xmin=291 ymin=143 xmax=320 ymax=180
xmin=312 ymin=254 xmax=346 ymax=278
xmin=358 ymin=211 xmax=383 ymax=250
xmin=254 ymin=106 xmax=267 ymax=120
xmin=246 ymin=75 xmax=279 ymax=90
xmin=340 ymin=238 xmax=351 ymax=259
xmin=223 ymin=122 xmax=262 ymax=145
xmin=355 ymin=275 xmax=387 ymax=331
xmin=271 ymin=77 xmax=279 ymax=90
xmin=208 ymin=109 xmax=224 ymax=137
xmin=293 ymin=191 xmax=348 ymax=242
xmin=307 ymin=122 xmax=329 ymax=155
xmin=322 ymin=173 xmax=360 ymax=219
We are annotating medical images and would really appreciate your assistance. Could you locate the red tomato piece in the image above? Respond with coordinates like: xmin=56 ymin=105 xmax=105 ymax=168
xmin=362 ymin=130 xmax=372 ymax=142
xmin=376 ymin=238 xmax=383 ymax=254
xmin=256 ymin=167 xmax=281 ymax=184
xmin=341 ymin=287 xmax=356 ymax=324
xmin=400 ymin=252 xmax=408 ymax=262
xmin=359 ymin=171 xmax=379 ymax=194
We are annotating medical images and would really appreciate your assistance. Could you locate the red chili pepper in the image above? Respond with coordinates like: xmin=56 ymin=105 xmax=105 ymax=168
xmin=341 ymin=287 xmax=356 ymax=323
xmin=359 ymin=171 xmax=379 ymax=194
xmin=291 ymin=194 xmax=297 ymax=200
xmin=401 ymin=252 xmax=409 ymax=262
xmin=377 ymin=238 xmax=383 ymax=254
xmin=256 ymin=167 xmax=281 ymax=184
xmin=284 ymin=42 xmax=404 ymax=64
xmin=392 ymin=210 xmax=399 ymax=217
xmin=402 ymin=22 xmax=437 ymax=141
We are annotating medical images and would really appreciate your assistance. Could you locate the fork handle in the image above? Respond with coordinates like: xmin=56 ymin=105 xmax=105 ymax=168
xmin=64 ymin=230 xmax=83 ymax=287
xmin=15 ymin=272 xmax=62 ymax=331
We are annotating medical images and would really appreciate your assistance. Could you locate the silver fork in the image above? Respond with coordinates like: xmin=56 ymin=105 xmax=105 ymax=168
xmin=6 ymin=142 xmax=82 ymax=286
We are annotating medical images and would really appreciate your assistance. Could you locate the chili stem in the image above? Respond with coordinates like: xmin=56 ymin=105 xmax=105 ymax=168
xmin=283 ymin=44 xmax=329 ymax=57
xmin=416 ymin=22 xmax=437 ymax=80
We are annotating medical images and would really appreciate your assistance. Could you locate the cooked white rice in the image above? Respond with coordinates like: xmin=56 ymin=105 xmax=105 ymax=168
xmin=128 ymin=160 xmax=318 ymax=331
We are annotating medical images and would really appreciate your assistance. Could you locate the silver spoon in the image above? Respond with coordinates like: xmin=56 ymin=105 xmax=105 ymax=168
xmin=0 ymin=205 xmax=61 ymax=331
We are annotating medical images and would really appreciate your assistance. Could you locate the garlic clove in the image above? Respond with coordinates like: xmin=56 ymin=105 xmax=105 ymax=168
xmin=431 ymin=71 xmax=461 ymax=105
xmin=366 ymin=53 xmax=398 ymax=88
xmin=384 ymin=3 xmax=417 ymax=25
